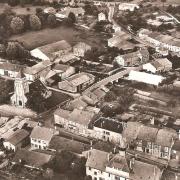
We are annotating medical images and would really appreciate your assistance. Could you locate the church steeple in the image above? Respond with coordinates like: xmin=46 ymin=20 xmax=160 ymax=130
xmin=11 ymin=70 xmax=29 ymax=108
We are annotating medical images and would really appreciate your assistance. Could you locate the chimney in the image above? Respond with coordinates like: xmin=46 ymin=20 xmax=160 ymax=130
xmin=107 ymin=153 xmax=112 ymax=161
xmin=175 ymin=174 xmax=178 ymax=180
xmin=130 ymin=158 xmax=135 ymax=170
xmin=150 ymin=117 xmax=155 ymax=125
xmin=113 ymin=147 xmax=116 ymax=154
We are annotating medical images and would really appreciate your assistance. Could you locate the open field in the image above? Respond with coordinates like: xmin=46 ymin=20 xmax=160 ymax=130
xmin=10 ymin=26 xmax=107 ymax=50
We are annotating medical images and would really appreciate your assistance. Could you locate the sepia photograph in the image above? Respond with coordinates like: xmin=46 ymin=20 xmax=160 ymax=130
xmin=0 ymin=0 xmax=179 ymax=179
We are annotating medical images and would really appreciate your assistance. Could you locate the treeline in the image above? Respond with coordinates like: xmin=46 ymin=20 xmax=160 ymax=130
xmin=0 ymin=4 xmax=77 ymax=43
xmin=0 ymin=4 xmax=60 ymax=41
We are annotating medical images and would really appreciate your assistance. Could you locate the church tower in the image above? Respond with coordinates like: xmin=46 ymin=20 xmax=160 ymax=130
xmin=11 ymin=70 xmax=29 ymax=108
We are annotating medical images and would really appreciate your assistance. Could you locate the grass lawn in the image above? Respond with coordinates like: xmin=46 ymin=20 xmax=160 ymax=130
xmin=10 ymin=25 xmax=107 ymax=50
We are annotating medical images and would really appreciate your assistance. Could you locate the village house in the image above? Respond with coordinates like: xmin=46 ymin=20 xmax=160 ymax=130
xmin=98 ymin=12 xmax=106 ymax=22
xmin=73 ymin=42 xmax=91 ymax=57
xmin=52 ymin=64 xmax=75 ymax=80
xmin=3 ymin=129 xmax=29 ymax=152
xmin=143 ymin=58 xmax=172 ymax=73
xmin=63 ymin=7 xmax=85 ymax=17
xmin=54 ymin=53 xmax=78 ymax=65
xmin=54 ymin=108 xmax=96 ymax=136
xmin=12 ymin=149 xmax=53 ymax=170
xmin=108 ymin=31 xmax=131 ymax=47
xmin=58 ymin=72 xmax=95 ymax=93
xmin=83 ymin=86 xmax=109 ymax=105
xmin=0 ymin=62 xmax=24 ymax=78
xmin=114 ymin=48 xmax=149 ymax=67
xmin=30 ymin=40 xmax=72 ymax=61
xmin=123 ymin=122 xmax=178 ymax=160
xmin=92 ymin=117 xmax=125 ymax=146
xmin=85 ymin=149 xmax=162 ymax=180
xmin=30 ymin=126 xmax=56 ymax=150
xmin=171 ymin=139 xmax=180 ymax=169
xmin=25 ymin=60 xmax=52 ymax=81
xmin=118 ymin=3 xmax=139 ymax=11
xmin=56 ymin=7 xmax=85 ymax=19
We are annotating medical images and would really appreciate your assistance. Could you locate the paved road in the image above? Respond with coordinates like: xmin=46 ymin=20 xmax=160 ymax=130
xmin=83 ymin=66 xmax=142 ymax=95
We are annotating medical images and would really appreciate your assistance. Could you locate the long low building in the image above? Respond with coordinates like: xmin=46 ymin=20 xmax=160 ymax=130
xmin=128 ymin=70 xmax=165 ymax=86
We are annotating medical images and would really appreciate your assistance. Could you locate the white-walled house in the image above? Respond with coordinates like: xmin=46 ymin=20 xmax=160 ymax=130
xmin=98 ymin=12 xmax=106 ymax=21
xmin=143 ymin=63 xmax=157 ymax=73
xmin=119 ymin=3 xmax=139 ymax=12
xmin=92 ymin=117 xmax=125 ymax=147
xmin=30 ymin=126 xmax=56 ymax=150
xmin=0 ymin=62 xmax=24 ymax=78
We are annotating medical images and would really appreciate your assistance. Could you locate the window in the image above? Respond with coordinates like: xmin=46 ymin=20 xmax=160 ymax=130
xmin=94 ymin=172 xmax=97 ymax=175
xmin=89 ymin=167 xmax=91 ymax=170
xmin=106 ymin=132 xmax=110 ymax=135
xmin=94 ymin=178 xmax=97 ymax=180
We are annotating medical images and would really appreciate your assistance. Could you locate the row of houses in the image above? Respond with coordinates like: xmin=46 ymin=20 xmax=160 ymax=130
xmin=4 ymin=122 xmax=180 ymax=179
xmin=138 ymin=28 xmax=180 ymax=54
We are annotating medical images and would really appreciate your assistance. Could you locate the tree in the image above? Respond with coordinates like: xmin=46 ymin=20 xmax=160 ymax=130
xmin=0 ymin=78 xmax=14 ymax=104
xmin=68 ymin=12 xmax=76 ymax=24
xmin=3 ymin=4 xmax=15 ymax=16
xmin=10 ymin=17 xmax=24 ymax=34
xmin=6 ymin=41 xmax=19 ymax=58
xmin=47 ymin=150 xmax=76 ymax=173
xmin=104 ymin=91 xmax=117 ymax=102
xmin=47 ymin=14 xmax=57 ymax=28
xmin=84 ymin=176 xmax=92 ymax=180
xmin=29 ymin=15 xmax=41 ymax=30
xmin=6 ymin=41 xmax=30 ymax=59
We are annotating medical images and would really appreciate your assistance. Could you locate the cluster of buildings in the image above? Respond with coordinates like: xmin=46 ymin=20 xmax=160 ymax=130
xmin=0 ymin=1 xmax=180 ymax=179
xmin=139 ymin=28 xmax=180 ymax=55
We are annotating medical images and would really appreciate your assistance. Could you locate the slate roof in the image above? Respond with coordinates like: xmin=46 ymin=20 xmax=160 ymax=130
xmin=93 ymin=117 xmax=123 ymax=134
